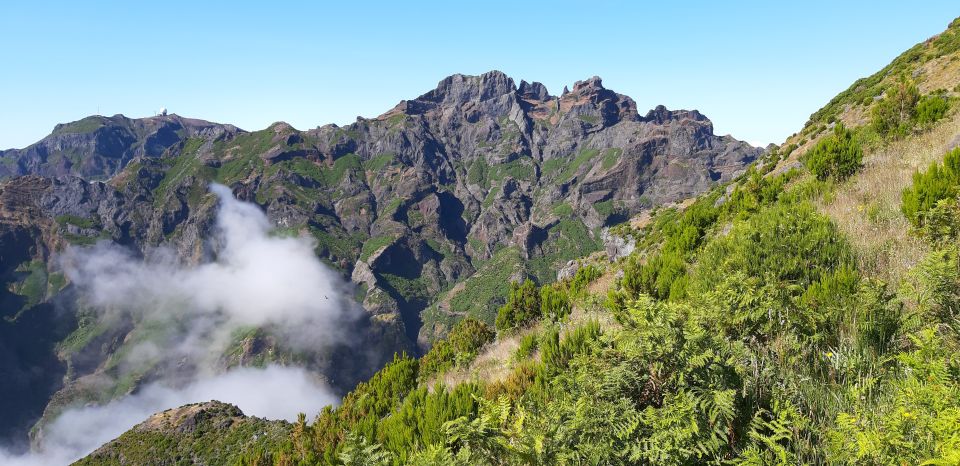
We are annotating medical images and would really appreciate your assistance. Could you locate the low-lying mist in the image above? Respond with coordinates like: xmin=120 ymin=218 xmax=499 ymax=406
xmin=1 ymin=184 xmax=363 ymax=464
xmin=0 ymin=366 xmax=335 ymax=466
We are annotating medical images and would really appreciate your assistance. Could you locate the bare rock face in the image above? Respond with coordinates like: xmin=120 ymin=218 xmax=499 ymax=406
xmin=0 ymin=71 xmax=761 ymax=447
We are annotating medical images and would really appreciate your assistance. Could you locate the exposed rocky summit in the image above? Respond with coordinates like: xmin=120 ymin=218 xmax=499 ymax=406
xmin=0 ymin=70 xmax=760 ymax=447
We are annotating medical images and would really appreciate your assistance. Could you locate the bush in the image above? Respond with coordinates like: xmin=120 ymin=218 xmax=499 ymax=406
xmin=539 ymin=285 xmax=571 ymax=321
xmin=919 ymin=198 xmax=960 ymax=243
xmin=915 ymin=92 xmax=951 ymax=126
xmin=803 ymin=123 xmax=863 ymax=181
xmin=419 ymin=317 xmax=495 ymax=378
xmin=495 ymin=280 xmax=541 ymax=332
xmin=514 ymin=333 xmax=539 ymax=360
xmin=902 ymin=147 xmax=960 ymax=227
xmin=495 ymin=280 xmax=573 ymax=333
xmin=871 ymin=77 xmax=920 ymax=137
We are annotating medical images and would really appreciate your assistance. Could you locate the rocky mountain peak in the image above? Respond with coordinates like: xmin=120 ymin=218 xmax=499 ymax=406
xmin=571 ymin=75 xmax=605 ymax=94
xmin=418 ymin=70 xmax=516 ymax=106
xmin=517 ymin=80 xmax=551 ymax=101
xmin=556 ymin=75 xmax=639 ymax=125
xmin=643 ymin=105 xmax=708 ymax=124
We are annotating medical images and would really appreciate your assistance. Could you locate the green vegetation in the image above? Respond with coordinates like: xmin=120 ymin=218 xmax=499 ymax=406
xmin=481 ymin=186 xmax=499 ymax=209
xmin=379 ymin=273 xmax=429 ymax=305
xmin=468 ymin=157 xmax=536 ymax=190
xmin=242 ymin=111 xmax=960 ymax=462
xmin=802 ymin=123 xmax=862 ymax=181
xmin=449 ymin=247 xmax=524 ymax=322
xmin=494 ymin=279 xmax=578 ymax=332
xmin=807 ymin=17 xmax=960 ymax=127
xmin=542 ymin=148 xmax=600 ymax=182
xmin=310 ymin=226 xmax=363 ymax=262
xmin=361 ymin=235 xmax=395 ymax=262
xmin=577 ymin=114 xmax=599 ymax=125
xmin=902 ymin=147 xmax=960 ymax=242
xmin=526 ymin=218 xmax=601 ymax=282
xmin=55 ymin=214 xmax=99 ymax=229
xmin=593 ymin=199 xmax=617 ymax=219
xmin=10 ymin=260 xmax=48 ymax=312
xmin=153 ymin=148 xmax=211 ymax=204
xmin=550 ymin=202 xmax=573 ymax=217
xmin=419 ymin=318 xmax=494 ymax=379
xmin=915 ymin=90 xmax=952 ymax=126
xmin=364 ymin=153 xmax=396 ymax=172
xmin=869 ymin=76 xmax=952 ymax=140
xmin=600 ymin=148 xmax=622 ymax=170
xmin=74 ymin=402 xmax=290 ymax=466
xmin=58 ymin=309 xmax=108 ymax=355
xmin=871 ymin=76 xmax=921 ymax=138
xmin=52 ymin=116 xmax=107 ymax=135
xmin=63 ymin=17 xmax=960 ymax=466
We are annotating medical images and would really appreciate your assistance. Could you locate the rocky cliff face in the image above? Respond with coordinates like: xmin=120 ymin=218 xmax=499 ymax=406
xmin=0 ymin=71 xmax=760 ymax=447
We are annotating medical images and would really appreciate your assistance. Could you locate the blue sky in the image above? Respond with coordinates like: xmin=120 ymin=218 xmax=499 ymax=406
xmin=1 ymin=1 xmax=958 ymax=149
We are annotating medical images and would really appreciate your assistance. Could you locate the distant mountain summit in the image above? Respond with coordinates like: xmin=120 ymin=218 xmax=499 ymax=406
xmin=0 ymin=114 xmax=241 ymax=179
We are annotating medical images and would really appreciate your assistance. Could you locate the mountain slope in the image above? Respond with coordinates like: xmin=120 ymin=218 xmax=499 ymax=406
xmin=74 ymin=401 xmax=288 ymax=466
xmin=0 ymin=72 xmax=758 ymax=452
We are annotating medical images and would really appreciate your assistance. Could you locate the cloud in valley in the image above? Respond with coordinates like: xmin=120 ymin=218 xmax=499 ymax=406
xmin=1 ymin=184 xmax=359 ymax=464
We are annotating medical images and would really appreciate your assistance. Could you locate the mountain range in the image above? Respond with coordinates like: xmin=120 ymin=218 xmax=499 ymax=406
xmin=0 ymin=71 xmax=760 ymax=453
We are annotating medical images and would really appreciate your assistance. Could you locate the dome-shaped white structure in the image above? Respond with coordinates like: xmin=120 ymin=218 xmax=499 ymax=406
xmin=159 ymin=107 xmax=168 ymax=116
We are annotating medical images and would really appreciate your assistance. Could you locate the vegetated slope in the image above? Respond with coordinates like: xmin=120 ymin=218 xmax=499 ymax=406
xmin=74 ymin=401 xmax=289 ymax=466
xmin=121 ymin=17 xmax=960 ymax=465
xmin=0 ymin=73 xmax=757 ymax=449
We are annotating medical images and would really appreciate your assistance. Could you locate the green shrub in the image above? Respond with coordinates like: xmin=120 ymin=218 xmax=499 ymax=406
xmin=915 ymin=92 xmax=951 ymax=126
xmin=691 ymin=201 xmax=853 ymax=300
xmin=540 ymin=320 xmax=601 ymax=371
xmin=568 ymin=263 xmax=602 ymax=295
xmin=919 ymin=198 xmax=960 ymax=243
xmin=902 ymin=147 xmax=960 ymax=227
xmin=420 ymin=318 xmax=494 ymax=379
xmin=514 ymin=333 xmax=539 ymax=360
xmin=495 ymin=279 xmax=540 ymax=332
xmin=803 ymin=123 xmax=863 ymax=181
xmin=494 ymin=280 xmax=573 ymax=332
xmin=871 ymin=77 xmax=920 ymax=138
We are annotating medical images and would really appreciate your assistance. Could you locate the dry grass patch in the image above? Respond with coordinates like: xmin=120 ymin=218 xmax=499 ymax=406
xmin=818 ymin=113 xmax=960 ymax=284
xmin=434 ymin=287 xmax=617 ymax=391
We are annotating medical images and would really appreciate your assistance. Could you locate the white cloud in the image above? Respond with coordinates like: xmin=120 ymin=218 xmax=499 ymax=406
xmin=0 ymin=365 xmax=336 ymax=466
xmin=0 ymin=184 xmax=357 ymax=465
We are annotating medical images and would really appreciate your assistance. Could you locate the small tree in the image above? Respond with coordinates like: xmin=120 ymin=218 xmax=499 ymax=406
xmin=871 ymin=76 xmax=920 ymax=137
xmin=803 ymin=123 xmax=863 ymax=181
